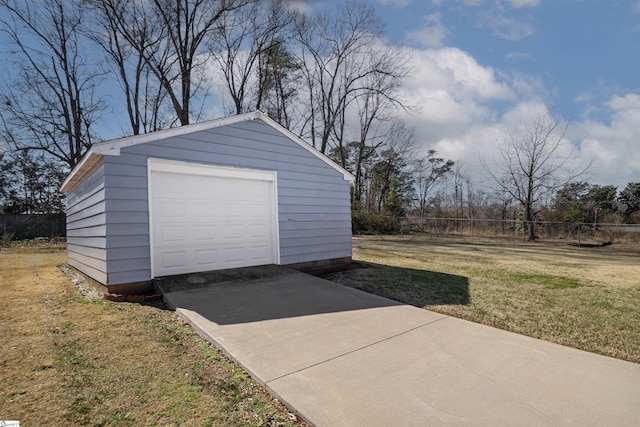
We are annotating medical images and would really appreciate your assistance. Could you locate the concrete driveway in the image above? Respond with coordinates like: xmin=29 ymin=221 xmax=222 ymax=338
xmin=158 ymin=266 xmax=640 ymax=426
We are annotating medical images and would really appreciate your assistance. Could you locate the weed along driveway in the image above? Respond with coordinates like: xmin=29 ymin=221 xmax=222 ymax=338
xmin=160 ymin=266 xmax=640 ymax=427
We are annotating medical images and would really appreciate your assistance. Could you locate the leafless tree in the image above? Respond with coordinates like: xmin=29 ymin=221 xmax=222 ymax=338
xmin=483 ymin=113 xmax=588 ymax=240
xmin=347 ymin=90 xmax=388 ymax=204
xmin=0 ymin=0 xmax=103 ymax=168
xmin=293 ymin=1 xmax=409 ymax=154
xmin=209 ymin=0 xmax=292 ymax=116
xmin=101 ymin=0 xmax=251 ymax=127
xmin=87 ymin=0 xmax=169 ymax=135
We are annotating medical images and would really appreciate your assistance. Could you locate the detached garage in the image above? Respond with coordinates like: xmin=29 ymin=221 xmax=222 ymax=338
xmin=61 ymin=111 xmax=354 ymax=294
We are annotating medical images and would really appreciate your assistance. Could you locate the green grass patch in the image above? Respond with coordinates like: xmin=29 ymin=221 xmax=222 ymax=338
xmin=508 ymin=272 xmax=583 ymax=289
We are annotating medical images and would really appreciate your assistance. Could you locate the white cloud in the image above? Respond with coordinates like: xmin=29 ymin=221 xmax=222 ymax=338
xmin=500 ymin=100 xmax=549 ymax=126
xmin=574 ymin=94 xmax=600 ymax=119
xmin=200 ymin=29 xmax=637 ymax=190
xmin=509 ymin=70 xmax=546 ymax=100
xmin=607 ymin=93 xmax=640 ymax=111
xmin=505 ymin=0 xmax=540 ymax=8
xmin=424 ymin=48 xmax=514 ymax=100
xmin=432 ymin=0 xmax=484 ymax=6
xmin=407 ymin=13 xmax=450 ymax=48
xmin=575 ymin=94 xmax=592 ymax=103
xmin=432 ymin=0 xmax=537 ymax=8
xmin=476 ymin=10 xmax=536 ymax=40
xmin=571 ymin=93 xmax=640 ymax=187
xmin=506 ymin=51 xmax=534 ymax=61
xmin=403 ymin=47 xmax=514 ymax=102
xmin=377 ymin=0 xmax=411 ymax=6
xmin=285 ymin=0 xmax=316 ymax=14
xmin=393 ymin=44 xmax=638 ymax=189
xmin=397 ymin=46 xmax=515 ymax=156
xmin=411 ymin=89 xmax=640 ymax=189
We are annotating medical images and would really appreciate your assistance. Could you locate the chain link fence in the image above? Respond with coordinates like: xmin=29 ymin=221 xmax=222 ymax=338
xmin=404 ymin=217 xmax=640 ymax=244
xmin=0 ymin=213 xmax=66 ymax=240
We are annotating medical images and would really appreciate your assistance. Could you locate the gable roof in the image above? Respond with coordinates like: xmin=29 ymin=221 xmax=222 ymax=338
xmin=60 ymin=111 xmax=354 ymax=192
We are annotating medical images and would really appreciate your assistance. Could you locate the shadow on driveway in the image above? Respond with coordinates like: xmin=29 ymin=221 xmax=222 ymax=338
xmin=158 ymin=266 xmax=408 ymax=325
xmin=322 ymin=261 xmax=470 ymax=307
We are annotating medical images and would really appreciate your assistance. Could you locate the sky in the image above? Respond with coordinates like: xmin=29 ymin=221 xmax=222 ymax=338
xmin=310 ymin=0 xmax=640 ymax=190
xmin=1 ymin=0 xmax=638 ymax=190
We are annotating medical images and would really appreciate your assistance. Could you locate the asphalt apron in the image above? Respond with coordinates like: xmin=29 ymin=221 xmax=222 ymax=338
xmin=157 ymin=266 xmax=640 ymax=427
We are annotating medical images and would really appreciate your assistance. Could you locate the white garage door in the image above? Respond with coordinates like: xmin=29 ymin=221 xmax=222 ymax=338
xmin=148 ymin=159 xmax=279 ymax=278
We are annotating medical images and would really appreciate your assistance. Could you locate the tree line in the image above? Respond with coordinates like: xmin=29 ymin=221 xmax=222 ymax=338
xmin=0 ymin=0 xmax=637 ymax=235
xmin=0 ymin=0 xmax=412 ymax=212
xmin=0 ymin=0 xmax=408 ymax=164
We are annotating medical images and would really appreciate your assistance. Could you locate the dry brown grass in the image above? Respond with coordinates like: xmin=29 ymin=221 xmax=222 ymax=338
xmin=0 ymin=246 xmax=305 ymax=426
xmin=326 ymin=234 xmax=640 ymax=363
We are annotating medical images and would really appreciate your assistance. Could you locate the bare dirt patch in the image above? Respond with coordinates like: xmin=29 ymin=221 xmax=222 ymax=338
xmin=0 ymin=246 xmax=305 ymax=426
xmin=326 ymin=234 xmax=640 ymax=363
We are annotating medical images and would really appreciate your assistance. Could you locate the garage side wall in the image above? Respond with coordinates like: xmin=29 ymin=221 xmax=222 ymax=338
xmin=65 ymin=160 xmax=108 ymax=285
xmin=102 ymin=119 xmax=351 ymax=285
xmin=102 ymin=153 xmax=152 ymax=285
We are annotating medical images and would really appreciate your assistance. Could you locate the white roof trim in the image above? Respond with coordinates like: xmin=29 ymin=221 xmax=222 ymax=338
xmin=61 ymin=111 xmax=354 ymax=193
xmin=59 ymin=151 xmax=103 ymax=193
xmin=92 ymin=111 xmax=264 ymax=156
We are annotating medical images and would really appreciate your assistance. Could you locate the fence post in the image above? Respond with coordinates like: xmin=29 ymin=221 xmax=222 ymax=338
xmin=577 ymin=223 xmax=581 ymax=247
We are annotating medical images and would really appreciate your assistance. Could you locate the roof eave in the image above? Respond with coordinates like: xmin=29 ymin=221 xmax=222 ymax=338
xmin=59 ymin=150 xmax=103 ymax=193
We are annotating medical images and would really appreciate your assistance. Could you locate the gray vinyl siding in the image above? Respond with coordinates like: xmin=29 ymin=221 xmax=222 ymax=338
xmin=93 ymin=118 xmax=351 ymax=285
xmin=65 ymin=160 xmax=108 ymax=285
xmin=102 ymin=157 xmax=150 ymax=285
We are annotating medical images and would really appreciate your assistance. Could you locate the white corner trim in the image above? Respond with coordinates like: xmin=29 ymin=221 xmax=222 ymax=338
xmin=146 ymin=157 xmax=156 ymax=279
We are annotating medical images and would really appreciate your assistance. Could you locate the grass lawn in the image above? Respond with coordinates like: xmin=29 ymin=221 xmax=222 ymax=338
xmin=0 ymin=245 xmax=305 ymax=426
xmin=325 ymin=234 xmax=640 ymax=364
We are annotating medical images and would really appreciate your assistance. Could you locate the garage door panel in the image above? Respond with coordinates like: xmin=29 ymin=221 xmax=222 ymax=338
xmin=223 ymin=246 xmax=246 ymax=263
xmin=193 ymin=227 xmax=217 ymax=241
xmin=150 ymin=163 xmax=278 ymax=277
xmin=222 ymin=203 xmax=245 ymax=217
xmin=160 ymin=251 xmax=188 ymax=269
xmin=247 ymin=204 xmax=270 ymax=217
xmin=248 ymin=223 xmax=270 ymax=238
xmin=193 ymin=249 xmax=218 ymax=268
xmin=191 ymin=176 xmax=213 ymax=194
xmin=220 ymin=223 xmax=245 ymax=240
xmin=249 ymin=245 xmax=271 ymax=261
xmin=193 ymin=201 xmax=219 ymax=217
xmin=161 ymin=174 xmax=188 ymax=195
xmin=157 ymin=202 xmax=186 ymax=218
xmin=159 ymin=225 xmax=187 ymax=243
